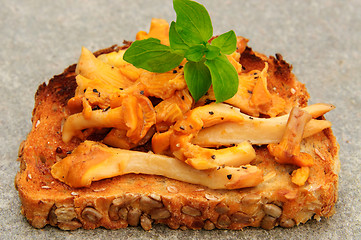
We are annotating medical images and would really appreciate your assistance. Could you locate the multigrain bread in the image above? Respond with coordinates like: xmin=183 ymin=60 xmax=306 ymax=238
xmin=15 ymin=44 xmax=339 ymax=231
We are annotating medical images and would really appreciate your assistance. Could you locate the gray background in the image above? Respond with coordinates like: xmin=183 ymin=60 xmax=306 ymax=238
xmin=1 ymin=0 xmax=360 ymax=239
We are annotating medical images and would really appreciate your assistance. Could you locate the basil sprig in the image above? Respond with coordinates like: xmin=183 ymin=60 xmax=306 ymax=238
xmin=123 ymin=0 xmax=239 ymax=102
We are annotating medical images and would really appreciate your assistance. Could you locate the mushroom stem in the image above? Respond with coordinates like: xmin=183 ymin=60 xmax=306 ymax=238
xmin=62 ymin=94 xmax=156 ymax=144
xmin=62 ymin=107 xmax=125 ymax=143
xmin=267 ymin=107 xmax=314 ymax=166
xmin=192 ymin=103 xmax=334 ymax=147
xmin=51 ymin=141 xmax=263 ymax=189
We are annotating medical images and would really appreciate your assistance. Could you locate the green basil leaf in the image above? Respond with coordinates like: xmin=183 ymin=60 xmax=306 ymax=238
xmin=169 ymin=21 xmax=190 ymax=54
xmin=205 ymin=45 xmax=221 ymax=60
xmin=205 ymin=54 xmax=239 ymax=102
xmin=184 ymin=59 xmax=212 ymax=102
xmin=185 ymin=44 xmax=206 ymax=62
xmin=211 ymin=30 xmax=237 ymax=55
xmin=173 ymin=0 xmax=213 ymax=45
xmin=123 ymin=38 xmax=184 ymax=73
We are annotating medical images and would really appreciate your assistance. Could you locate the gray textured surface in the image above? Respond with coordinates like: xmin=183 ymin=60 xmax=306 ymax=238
xmin=1 ymin=0 xmax=360 ymax=239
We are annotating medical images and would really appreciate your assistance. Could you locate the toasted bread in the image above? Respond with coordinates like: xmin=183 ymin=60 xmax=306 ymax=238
xmin=15 ymin=44 xmax=339 ymax=231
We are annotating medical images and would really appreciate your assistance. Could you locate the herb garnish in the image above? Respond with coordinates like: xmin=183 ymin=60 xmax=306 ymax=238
xmin=123 ymin=0 xmax=239 ymax=102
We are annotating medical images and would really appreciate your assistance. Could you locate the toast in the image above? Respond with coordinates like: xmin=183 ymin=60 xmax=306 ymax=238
xmin=15 ymin=41 xmax=340 ymax=230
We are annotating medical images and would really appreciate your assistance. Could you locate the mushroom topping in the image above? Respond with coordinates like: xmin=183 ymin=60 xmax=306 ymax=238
xmin=291 ymin=166 xmax=310 ymax=186
xmin=154 ymin=89 xmax=193 ymax=132
xmin=152 ymin=103 xmax=257 ymax=170
xmin=76 ymin=47 xmax=134 ymax=89
xmin=267 ymin=107 xmax=314 ymax=167
xmin=249 ymin=62 xmax=286 ymax=118
xmin=266 ymin=107 xmax=317 ymax=186
xmin=153 ymin=103 xmax=333 ymax=170
xmin=62 ymin=94 xmax=156 ymax=146
xmin=192 ymin=103 xmax=334 ymax=147
xmin=135 ymin=18 xmax=171 ymax=46
xmin=51 ymin=141 xmax=263 ymax=189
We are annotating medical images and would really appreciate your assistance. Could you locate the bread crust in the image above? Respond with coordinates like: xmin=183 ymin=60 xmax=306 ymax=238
xmin=15 ymin=45 xmax=339 ymax=230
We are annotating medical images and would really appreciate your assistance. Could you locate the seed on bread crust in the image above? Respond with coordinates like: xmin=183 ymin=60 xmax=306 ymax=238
xmin=108 ymin=204 xmax=120 ymax=221
xmin=118 ymin=207 xmax=128 ymax=221
xmin=112 ymin=194 xmax=140 ymax=208
xmin=92 ymin=188 xmax=106 ymax=192
xmin=48 ymin=205 xmax=57 ymax=226
xmin=205 ymin=194 xmax=219 ymax=201
xmin=112 ymin=197 xmax=125 ymax=207
xmin=230 ymin=211 xmax=252 ymax=224
xmin=280 ymin=218 xmax=296 ymax=228
xmin=81 ymin=207 xmax=103 ymax=223
xmin=58 ymin=220 xmax=82 ymax=230
xmin=217 ymin=214 xmax=231 ymax=228
xmin=31 ymin=216 xmax=47 ymax=229
xmin=181 ymin=206 xmax=201 ymax=217
xmin=150 ymin=208 xmax=171 ymax=220
xmin=204 ymin=220 xmax=215 ymax=230
xmin=215 ymin=202 xmax=230 ymax=214
xmin=190 ymin=220 xmax=205 ymax=229
xmin=261 ymin=215 xmax=277 ymax=230
xmin=241 ymin=194 xmax=261 ymax=205
xmin=263 ymin=204 xmax=282 ymax=218
xmin=166 ymin=186 xmax=179 ymax=193
xmin=149 ymin=194 xmax=162 ymax=202
xmin=140 ymin=214 xmax=153 ymax=231
xmin=127 ymin=208 xmax=142 ymax=226
xmin=55 ymin=206 xmax=77 ymax=223
xmin=140 ymin=196 xmax=163 ymax=212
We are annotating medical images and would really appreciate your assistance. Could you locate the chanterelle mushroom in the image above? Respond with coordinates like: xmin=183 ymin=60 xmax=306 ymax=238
xmin=76 ymin=47 xmax=135 ymax=89
xmin=51 ymin=141 xmax=263 ymax=189
xmin=267 ymin=106 xmax=314 ymax=167
xmin=152 ymin=103 xmax=257 ymax=170
xmin=62 ymin=94 xmax=156 ymax=145
xmin=192 ymin=103 xmax=334 ymax=147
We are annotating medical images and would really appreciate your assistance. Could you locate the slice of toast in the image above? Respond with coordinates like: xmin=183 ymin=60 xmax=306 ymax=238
xmin=15 ymin=44 xmax=339 ymax=231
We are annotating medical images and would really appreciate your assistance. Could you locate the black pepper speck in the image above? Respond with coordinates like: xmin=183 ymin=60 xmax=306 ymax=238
xmin=55 ymin=147 xmax=62 ymax=154
xmin=102 ymin=106 xmax=110 ymax=112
